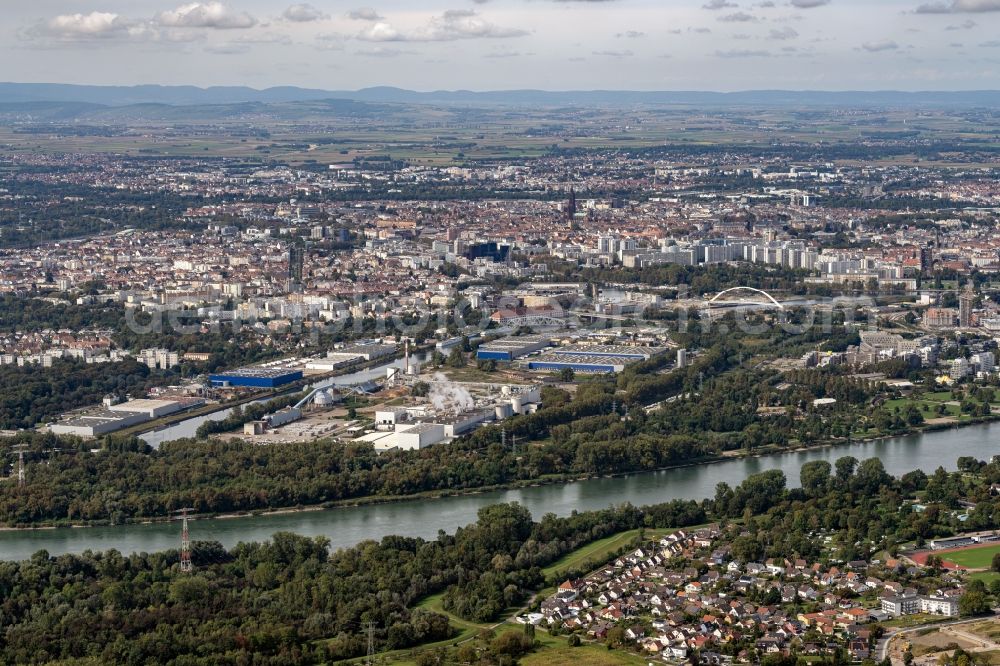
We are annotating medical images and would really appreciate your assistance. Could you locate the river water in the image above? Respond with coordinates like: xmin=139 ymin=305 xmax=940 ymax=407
xmin=1 ymin=422 xmax=996 ymax=561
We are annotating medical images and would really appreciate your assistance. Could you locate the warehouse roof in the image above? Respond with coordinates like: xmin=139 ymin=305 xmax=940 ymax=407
xmin=211 ymin=367 xmax=300 ymax=379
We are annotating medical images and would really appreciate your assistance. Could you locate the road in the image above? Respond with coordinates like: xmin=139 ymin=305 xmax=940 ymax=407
xmin=875 ymin=614 xmax=1000 ymax=664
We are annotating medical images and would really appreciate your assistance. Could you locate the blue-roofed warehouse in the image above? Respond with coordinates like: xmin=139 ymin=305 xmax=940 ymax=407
xmin=523 ymin=344 xmax=666 ymax=374
xmin=210 ymin=367 xmax=303 ymax=388
xmin=475 ymin=335 xmax=551 ymax=362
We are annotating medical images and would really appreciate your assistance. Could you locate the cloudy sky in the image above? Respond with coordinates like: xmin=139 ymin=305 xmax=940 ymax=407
xmin=6 ymin=0 xmax=1000 ymax=90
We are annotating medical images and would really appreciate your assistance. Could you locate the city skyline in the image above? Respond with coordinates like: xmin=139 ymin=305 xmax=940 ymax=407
xmin=6 ymin=0 xmax=1000 ymax=91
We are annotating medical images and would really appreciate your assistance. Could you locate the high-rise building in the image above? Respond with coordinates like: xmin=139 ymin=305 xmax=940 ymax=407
xmin=920 ymin=245 xmax=934 ymax=275
xmin=566 ymin=187 xmax=577 ymax=222
xmin=959 ymin=283 xmax=975 ymax=328
xmin=288 ymin=245 xmax=305 ymax=285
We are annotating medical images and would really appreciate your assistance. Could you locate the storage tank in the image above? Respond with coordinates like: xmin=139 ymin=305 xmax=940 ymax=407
xmin=314 ymin=390 xmax=334 ymax=407
xmin=511 ymin=395 xmax=524 ymax=413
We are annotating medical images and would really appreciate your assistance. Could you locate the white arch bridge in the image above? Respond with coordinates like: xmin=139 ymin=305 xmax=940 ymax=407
xmin=705 ymin=287 xmax=784 ymax=310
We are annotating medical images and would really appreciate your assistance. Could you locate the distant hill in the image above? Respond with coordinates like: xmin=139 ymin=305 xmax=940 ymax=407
xmin=2 ymin=82 xmax=1000 ymax=108
xmin=0 ymin=98 xmax=406 ymax=124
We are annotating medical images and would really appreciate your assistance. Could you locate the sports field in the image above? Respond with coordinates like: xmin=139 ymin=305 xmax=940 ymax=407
xmin=913 ymin=542 xmax=1000 ymax=570
xmin=944 ymin=543 xmax=1000 ymax=569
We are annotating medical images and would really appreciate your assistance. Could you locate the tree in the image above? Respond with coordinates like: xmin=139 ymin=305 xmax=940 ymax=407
xmin=447 ymin=348 xmax=467 ymax=368
xmin=559 ymin=367 xmax=576 ymax=383
xmin=991 ymin=552 xmax=1000 ymax=573
xmin=731 ymin=534 xmax=764 ymax=563
xmin=835 ymin=456 xmax=858 ymax=484
xmin=605 ymin=626 xmax=626 ymax=648
xmin=490 ymin=631 xmax=534 ymax=659
xmin=854 ymin=458 xmax=891 ymax=494
xmin=959 ymin=580 xmax=991 ymax=617
xmin=800 ymin=460 xmax=832 ymax=495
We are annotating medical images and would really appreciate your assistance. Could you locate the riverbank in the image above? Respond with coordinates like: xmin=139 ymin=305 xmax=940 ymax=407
xmin=0 ymin=420 xmax=997 ymax=561
xmin=3 ymin=412 xmax=997 ymax=532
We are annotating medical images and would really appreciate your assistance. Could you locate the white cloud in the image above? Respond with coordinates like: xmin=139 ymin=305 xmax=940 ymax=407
xmin=34 ymin=12 xmax=136 ymax=40
xmin=282 ymin=4 xmax=328 ymax=23
xmin=715 ymin=48 xmax=771 ymax=56
xmin=703 ymin=0 xmax=738 ymax=9
xmin=354 ymin=46 xmax=414 ymax=57
xmin=205 ymin=42 xmax=250 ymax=54
xmin=790 ymin=0 xmax=830 ymax=7
xmin=718 ymin=11 xmax=759 ymax=21
xmin=23 ymin=11 xmax=159 ymax=45
xmin=769 ymin=26 xmax=799 ymax=39
xmin=356 ymin=10 xmax=528 ymax=42
xmin=915 ymin=0 xmax=1000 ymax=12
xmin=862 ymin=40 xmax=899 ymax=51
xmin=348 ymin=8 xmax=384 ymax=21
xmin=156 ymin=3 xmax=258 ymax=29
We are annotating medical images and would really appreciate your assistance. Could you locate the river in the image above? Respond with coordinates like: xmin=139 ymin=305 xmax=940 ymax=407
xmin=1 ymin=422 xmax=997 ymax=561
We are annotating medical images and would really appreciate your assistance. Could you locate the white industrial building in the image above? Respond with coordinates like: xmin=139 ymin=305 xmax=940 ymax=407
xmin=47 ymin=398 xmax=204 ymax=438
xmin=357 ymin=423 xmax=447 ymax=452
xmin=48 ymin=410 xmax=150 ymax=437
xmin=393 ymin=423 xmax=446 ymax=450
xmin=108 ymin=399 xmax=187 ymax=419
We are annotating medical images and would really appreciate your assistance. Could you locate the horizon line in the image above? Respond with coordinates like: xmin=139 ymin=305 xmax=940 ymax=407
xmin=4 ymin=82 xmax=1000 ymax=95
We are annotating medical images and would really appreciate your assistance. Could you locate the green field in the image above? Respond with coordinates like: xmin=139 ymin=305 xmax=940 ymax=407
xmin=520 ymin=633 xmax=650 ymax=666
xmin=541 ymin=529 xmax=645 ymax=580
xmin=970 ymin=571 xmax=1000 ymax=585
xmin=942 ymin=543 xmax=1000 ymax=569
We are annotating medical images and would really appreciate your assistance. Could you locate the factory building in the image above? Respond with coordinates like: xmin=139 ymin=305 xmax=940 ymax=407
xmin=394 ymin=423 xmax=447 ymax=450
xmin=440 ymin=409 xmax=499 ymax=437
xmin=527 ymin=354 xmax=631 ymax=374
xmin=209 ymin=367 xmax=303 ymax=388
xmin=341 ymin=343 xmax=396 ymax=361
xmin=266 ymin=407 xmax=302 ymax=428
xmin=476 ymin=335 xmax=551 ymax=362
xmin=359 ymin=423 xmax=448 ymax=452
xmin=47 ymin=397 xmax=204 ymax=437
xmin=548 ymin=344 xmax=659 ymax=361
xmin=48 ymin=410 xmax=151 ymax=437
xmin=523 ymin=344 xmax=664 ymax=374
xmin=375 ymin=408 xmax=408 ymax=428
xmin=306 ymin=343 xmax=397 ymax=372
xmin=107 ymin=399 xmax=189 ymax=419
